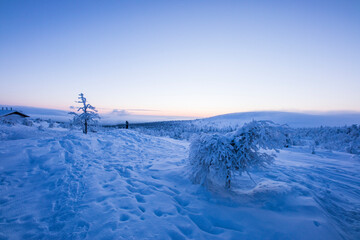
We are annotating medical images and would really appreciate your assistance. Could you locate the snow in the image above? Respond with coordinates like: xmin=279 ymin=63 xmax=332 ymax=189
xmin=1 ymin=124 xmax=359 ymax=239
xmin=195 ymin=111 xmax=360 ymax=128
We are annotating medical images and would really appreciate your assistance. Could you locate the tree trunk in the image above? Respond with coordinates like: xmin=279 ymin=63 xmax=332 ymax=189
xmin=225 ymin=168 xmax=231 ymax=188
xmin=84 ymin=119 xmax=88 ymax=134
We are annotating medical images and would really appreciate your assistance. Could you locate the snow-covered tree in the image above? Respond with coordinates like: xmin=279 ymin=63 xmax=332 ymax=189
xmin=69 ymin=93 xmax=100 ymax=134
xmin=292 ymin=124 xmax=360 ymax=154
xmin=188 ymin=121 xmax=285 ymax=188
xmin=22 ymin=118 xmax=33 ymax=126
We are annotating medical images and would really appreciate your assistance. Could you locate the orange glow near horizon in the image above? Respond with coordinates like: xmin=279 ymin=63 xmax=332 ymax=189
xmin=4 ymin=101 xmax=360 ymax=121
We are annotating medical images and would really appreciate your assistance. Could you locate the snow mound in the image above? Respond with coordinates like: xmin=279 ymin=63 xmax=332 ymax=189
xmin=249 ymin=180 xmax=291 ymax=196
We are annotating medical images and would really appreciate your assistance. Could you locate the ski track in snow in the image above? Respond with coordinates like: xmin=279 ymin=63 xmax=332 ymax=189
xmin=0 ymin=126 xmax=359 ymax=239
xmin=266 ymin=149 xmax=360 ymax=240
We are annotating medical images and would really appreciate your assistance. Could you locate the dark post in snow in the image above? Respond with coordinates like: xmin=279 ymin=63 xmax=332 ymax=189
xmin=125 ymin=121 xmax=129 ymax=129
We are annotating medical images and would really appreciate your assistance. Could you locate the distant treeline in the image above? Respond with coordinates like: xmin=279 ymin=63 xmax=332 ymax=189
xmin=116 ymin=120 xmax=360 ymax=155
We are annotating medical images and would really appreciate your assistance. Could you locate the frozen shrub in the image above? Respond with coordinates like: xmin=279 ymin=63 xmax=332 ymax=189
xmin=22 ymin=118 xmax=33 ymax=126
xmin=189 ymin=121 xmax=285 ymax=188
xmin=310 ymin=144 xmax=316 ymax=154
xmin=34 ymin=118 xmax=42 ymax=123
xmin=346 ymin=138 xmax=360 ymax=154
xmin=0 ymin=118 xmax=15 ymax=126
xmin=48 ymin=119 xmax=54 ymax=128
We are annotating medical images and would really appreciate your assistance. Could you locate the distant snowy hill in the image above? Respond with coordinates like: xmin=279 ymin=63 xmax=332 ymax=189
xmin=7 ymin=106 xmax=360 ymax=127
xmin=195 ymin=111 xmax=360 ymax=128
xmin=8 ymin=106 xmax=193 ymax=124
xmin=100 ymin=112 xmax=194 ymax=125
xmin=12 ymin=106 xmax=71 ymax=122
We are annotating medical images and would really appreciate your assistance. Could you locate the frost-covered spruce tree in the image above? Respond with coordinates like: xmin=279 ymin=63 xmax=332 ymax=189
xmin=69 ymin=93 xmax=100 ymax=134
xmin=189 ymin=121 xmax=285 ymax=188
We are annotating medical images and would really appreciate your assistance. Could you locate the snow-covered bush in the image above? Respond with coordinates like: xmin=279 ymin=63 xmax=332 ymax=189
xmin=69 ymin=93 xmax=100 ymax=134
xmin=310 ymin=144 xmax=316 ymax=154
xmin=188 ymin=121 xmax=285 ymax=188
xmin=34 ymin=118 xmax=42 ymax=123
xmin=22 ymin=118 xmax=33 ymax=126
xmin=47 ymin=119 xmax=54 ymax=128
xmin=0 ymin=118 xmax=15 ymax=126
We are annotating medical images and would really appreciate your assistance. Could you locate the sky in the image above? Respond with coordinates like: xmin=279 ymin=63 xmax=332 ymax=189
xmin=1 ymin=0 xmax=360 ymax=119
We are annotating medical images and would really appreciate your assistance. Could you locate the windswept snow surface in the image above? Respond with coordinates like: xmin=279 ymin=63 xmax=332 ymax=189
xmin=0 ymin=125 xmax=359 ymax=239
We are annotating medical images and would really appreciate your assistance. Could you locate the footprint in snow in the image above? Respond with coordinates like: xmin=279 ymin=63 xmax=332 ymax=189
xmin=188 ymin=214 xmax=223 ymax=235
xmin=76 ymin=220 xmax=90 ymax=231
xmin=176 ymin=224 xmax=194 ymax=237
xmin=103 ymin=221 xmax=118 ymax=231
xmin=173 ymin=196 xmax=190 ymax=207
xmin=154 ymin=209 xmax=164 ymax=217
xmin=144 ymin=164 xmax=153 ymax=169
xmin=168 ymin=187 xmax=180 ymax=194
xmin=167 ymin=230 xmax=187 ymax=240
xmin=313 ymin=221 xmax=320 ymax=227
xmin=120 ymin=214 xmax=130 ymax=221
xmin=135 ymin=194 xmax=146 ymax=203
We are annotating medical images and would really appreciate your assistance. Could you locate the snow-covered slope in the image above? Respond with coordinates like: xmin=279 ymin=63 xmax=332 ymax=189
xmin=0 ymin=126 xmax=359 ymax=239
xmin=194 ymin=111 xmax=360 ymax=128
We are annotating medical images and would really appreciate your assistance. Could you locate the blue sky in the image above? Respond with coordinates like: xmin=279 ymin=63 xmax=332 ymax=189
xmin=1 ymin=0 xmax=360 ymax=118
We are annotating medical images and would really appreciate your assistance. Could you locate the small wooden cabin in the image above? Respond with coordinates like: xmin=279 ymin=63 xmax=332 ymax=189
xmin=0 ymin=108 xmax=29 ymax=121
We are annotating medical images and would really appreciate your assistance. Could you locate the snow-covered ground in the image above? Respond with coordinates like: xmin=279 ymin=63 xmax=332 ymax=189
xmin=0 ymin=125 xmax=359 ymax=239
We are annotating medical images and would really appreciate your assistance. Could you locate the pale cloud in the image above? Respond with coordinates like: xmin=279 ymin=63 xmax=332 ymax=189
xmin=111 ymin=109 xmax=130 ymax=116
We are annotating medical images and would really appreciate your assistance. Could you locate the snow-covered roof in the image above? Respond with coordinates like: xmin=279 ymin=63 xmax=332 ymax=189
xmin=0 ymin=110 xmax=29 ymax=118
